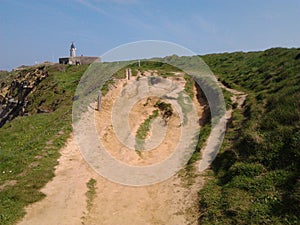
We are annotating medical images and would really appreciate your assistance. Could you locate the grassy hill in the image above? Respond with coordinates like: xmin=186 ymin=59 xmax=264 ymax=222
xmin=199 ymin=48 xmax=300 ymax=224
xmin=0 ymin=48 xmax=299 ymax=224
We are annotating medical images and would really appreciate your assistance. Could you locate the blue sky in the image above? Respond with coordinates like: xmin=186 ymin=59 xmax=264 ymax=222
xmin=1 ymin=0 xmax=300 ymax=70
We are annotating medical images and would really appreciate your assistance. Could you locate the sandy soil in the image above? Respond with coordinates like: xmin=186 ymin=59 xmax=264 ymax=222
xmin=95 ymin=79 xmax=182 ymax=166
xmin=84 ymin=170 xmax=203 ymax=225
xmin=18 ymin=74 xmax=205 ymax=225
xmin=18 ymin=136 xmax=96 ymax=225
xmin=18 ymin=136 xmax=203 ymax=225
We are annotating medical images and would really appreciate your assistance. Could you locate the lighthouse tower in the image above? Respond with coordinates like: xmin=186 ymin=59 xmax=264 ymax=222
xmin=70 ymin=42 xmax=76 ymax=57
xmin=59 ymin=42 xmax=100 ymax=65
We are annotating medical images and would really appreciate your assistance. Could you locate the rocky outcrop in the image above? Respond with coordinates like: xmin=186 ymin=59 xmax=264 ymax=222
xmin=0 ymin=66 xmax=49 ymax=127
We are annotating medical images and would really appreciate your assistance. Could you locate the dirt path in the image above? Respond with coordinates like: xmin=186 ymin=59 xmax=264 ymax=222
xmin=96 ymin=79 xmax=182 ymax=166
xmin=218 ymin=82 xmax=247 ymax=109
xmin=18 ymin=74 xmax=205 ymax=225
xmin=83 ymin=171 xmax=203 ymax=225
xmin=197 ymin=81 xmax=247 ymax=171
xmin=17 ymin=75 xmax=247 ymax=225
xmin=18 ymin=136 xmax=96 ymax=225
xmin=19 ymin=134 xmax=204 ymax=225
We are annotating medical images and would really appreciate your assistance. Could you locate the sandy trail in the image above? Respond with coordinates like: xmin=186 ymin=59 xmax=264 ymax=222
xmin=19 ymin=135 xmax=203 ymax=225
xmin=18 ymin=136 xmax=96 ymax=225
xmin=18 ymin=74 xmax=205 ymax=225
xmin=95 ymin=78 xmax=183 ymax=167
xmin=17 ymin=75 xmax=246 ymax=225
xmin=197 ymin=81 xmax=247 ymax=171
xmin=84 ymin=170 xmax=203 ymax=225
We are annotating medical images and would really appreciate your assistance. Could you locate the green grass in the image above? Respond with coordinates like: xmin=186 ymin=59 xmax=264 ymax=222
xmin=106 ymin=60 xmax=184 ymax=79
xmin=0 ymin=71 xmax=9 ymax=82
xmin=135 ymin=109 xmax=159 ymax=151
xmin=85 ymin=178 xmax=97 ymax=211
xmin=128 ymin=60 xmax=182 ymax=76
xmin=135 ymin=99 xmax=174 ymax=151
xmin=199 ymin=48 xmax=300 ymax=224
xmin=221 ymin=87 xmax=233 ymax=109
xmin=0 ymin=64 xmax=86 ymax=225
xmin=0 ymin=60 xmax=195 ymax=224
xmin=136 ymin=109 xmax=159 ymax=140
xmin=101 ymin=79 xmax=114 ymax=96
xmin=182 ymin=123 xmax=211 ymax=186
xmin=1 ymin=48 xmax=299 ymax=225
xmin=161 ymin=72 xmax=176 ymax=78
xmin=183 ymin=74 xmax=195 ymax=98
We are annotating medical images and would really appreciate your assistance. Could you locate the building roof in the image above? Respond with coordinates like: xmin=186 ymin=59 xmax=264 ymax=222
xmin=70 ymin=42 xmax=75 ymax=49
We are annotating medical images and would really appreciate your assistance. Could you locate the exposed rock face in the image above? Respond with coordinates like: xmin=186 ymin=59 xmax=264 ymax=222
xmin=0 ymin=66 xmax=49 ymax=127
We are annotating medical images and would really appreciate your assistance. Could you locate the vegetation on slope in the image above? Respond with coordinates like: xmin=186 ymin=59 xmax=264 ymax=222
xmin=0 ymin=64 xmax=87 ymax=225
xmin=199 ymin=48 xmax=300 ymax=224
xmin=2 ymin=48 xmax=299 ymax=225
xmin=129 ymin=60 xmax=182 ymax=77
xmin=135 ymin=109 xmax=159 ymax=151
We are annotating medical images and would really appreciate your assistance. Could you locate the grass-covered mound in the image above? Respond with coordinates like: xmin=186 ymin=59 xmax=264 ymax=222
xmin=199 ymin=48 xmax=300 ymax=224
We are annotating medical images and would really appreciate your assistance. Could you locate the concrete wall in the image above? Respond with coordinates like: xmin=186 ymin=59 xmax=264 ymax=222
xmin=59 ymin=56 xmax=100 ymax=65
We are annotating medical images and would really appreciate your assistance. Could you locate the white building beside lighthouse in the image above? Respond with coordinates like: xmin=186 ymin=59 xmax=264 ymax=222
xmin=59 ymin=42 xmax=100 ymax=65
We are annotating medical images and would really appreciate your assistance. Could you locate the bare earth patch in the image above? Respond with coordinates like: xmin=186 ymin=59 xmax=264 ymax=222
xmin=18 ymin=137 xmax=96 ymax=225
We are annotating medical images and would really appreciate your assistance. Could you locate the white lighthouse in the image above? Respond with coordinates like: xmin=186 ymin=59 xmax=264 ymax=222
xmin=59 ymin=42 xmax=100 ymax=65
xmin=70 ymin=42 xmax=76 ymax=57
